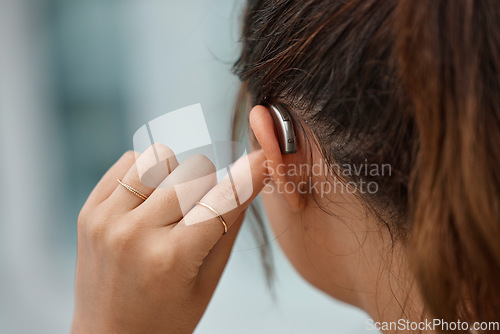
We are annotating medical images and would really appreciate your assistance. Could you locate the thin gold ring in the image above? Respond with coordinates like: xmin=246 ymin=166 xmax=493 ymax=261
xmin=195 ymin=201 xmax=228 ymax=235
xmin=117 ymin=179 xmax=149 ymax=201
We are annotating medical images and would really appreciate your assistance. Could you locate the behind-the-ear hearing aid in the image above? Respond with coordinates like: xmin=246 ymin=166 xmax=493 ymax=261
xmin=269 ymin=104 xmax=297 ymax=154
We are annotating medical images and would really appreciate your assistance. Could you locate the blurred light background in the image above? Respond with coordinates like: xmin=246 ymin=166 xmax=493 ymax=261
xmin=0 ymin=0 xmax=372 ymax=332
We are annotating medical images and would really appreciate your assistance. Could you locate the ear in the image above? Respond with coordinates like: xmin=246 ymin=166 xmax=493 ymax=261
xmin=249 ymin=105 xmax=304 ymax=211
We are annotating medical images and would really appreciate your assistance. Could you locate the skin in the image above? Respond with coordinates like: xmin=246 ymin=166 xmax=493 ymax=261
xmin=73 ymin=105 xmax=428 ymax=333
xmin=249 ymin=105 xmax=427 ymax=332
xmin=73 ymin=144 xmax=268 ymax=333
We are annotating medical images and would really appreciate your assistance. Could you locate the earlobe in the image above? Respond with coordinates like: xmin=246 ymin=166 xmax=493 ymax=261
xmin=249 ymin=105 xmax=305 ymax=211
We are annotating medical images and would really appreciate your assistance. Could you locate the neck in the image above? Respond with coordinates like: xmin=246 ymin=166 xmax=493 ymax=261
xmin=356 ymin=239 xmax=432 ymax=334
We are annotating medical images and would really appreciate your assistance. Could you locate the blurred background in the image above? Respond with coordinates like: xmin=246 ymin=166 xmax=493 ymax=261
xmin=0 ymin=0 xmax=372 ymax=332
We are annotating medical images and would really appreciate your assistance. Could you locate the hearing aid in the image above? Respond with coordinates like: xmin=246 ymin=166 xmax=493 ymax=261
xmin=269 ymin=104 xmax=297 ymax=154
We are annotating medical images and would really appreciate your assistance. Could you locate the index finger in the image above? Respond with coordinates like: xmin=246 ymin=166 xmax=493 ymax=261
xmin=170 ymin=149 xmax=268 ymax=261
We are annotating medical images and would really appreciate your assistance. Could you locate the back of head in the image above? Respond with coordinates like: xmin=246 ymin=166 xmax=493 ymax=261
xmin=234 ymin=0 xmax=500 ymax=329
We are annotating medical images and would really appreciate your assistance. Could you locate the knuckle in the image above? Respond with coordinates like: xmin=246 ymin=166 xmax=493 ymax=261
xmin=184 ymin=154 xmax=217 ymax=183
xmin=147 ymin=143 xmax=176 ymax=161
xmin=77 ymin=205 xmax=89 ymax=229
xmin=139 ymin=144 xmax=178 ymax=185
xmin=148 ymin=248 xmax=174 ymax=274
xmin=80 ymin=206 xmax=111 ymax=241
xmin=106 ymin=220 xmax=139 ymax=254
xmin=88 ymin=221 xmax=109 ymax=243
xmin=189 ymin=154 xmax=216 ymax=173
xmin=85 ymin=215 xmax=110 ymax=243
xmin=144 ymin=243 xmax=179 ymax=280
xmin=156 ymin=189 xmax=179 ymax=214
xmin=122 ymin=150 xmax=138 ymax=163
xmin=217 ymin=178 xmax=239 ymax=204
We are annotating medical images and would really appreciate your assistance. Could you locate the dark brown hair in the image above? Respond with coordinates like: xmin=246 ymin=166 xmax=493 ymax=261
xmin=232 ymin=0 xmax=500 ymax=331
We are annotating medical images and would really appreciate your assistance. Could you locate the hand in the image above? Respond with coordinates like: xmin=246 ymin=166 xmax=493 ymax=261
xmin=72 ymin=144 xmax=267 ymax=334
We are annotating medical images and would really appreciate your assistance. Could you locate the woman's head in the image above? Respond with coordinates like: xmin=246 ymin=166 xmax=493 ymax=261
xmin=233 ymin=0 xmax=500 ymax=329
